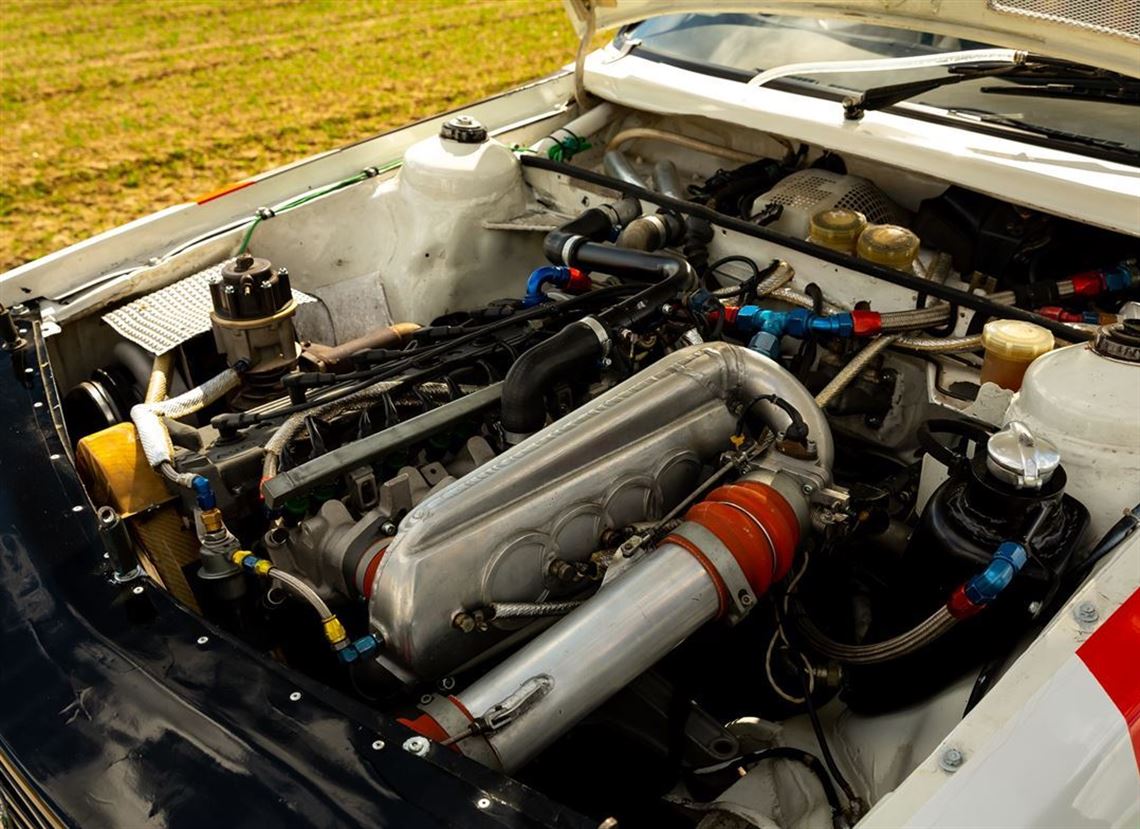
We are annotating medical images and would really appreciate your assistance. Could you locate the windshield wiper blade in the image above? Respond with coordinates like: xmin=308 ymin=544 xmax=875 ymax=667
xmin=946 ymin=107 xmax=1138 ymax=157
xmin=845 ymin=54 xmax=1140 ymax=119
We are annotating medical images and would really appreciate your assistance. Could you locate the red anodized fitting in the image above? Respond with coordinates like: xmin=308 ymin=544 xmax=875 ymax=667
xmin=850 ymin=309 xmax=882 ymax=337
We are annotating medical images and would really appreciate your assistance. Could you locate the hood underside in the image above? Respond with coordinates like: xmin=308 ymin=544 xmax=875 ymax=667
xmin=564 ymin=0 xmax=1140 ymax=78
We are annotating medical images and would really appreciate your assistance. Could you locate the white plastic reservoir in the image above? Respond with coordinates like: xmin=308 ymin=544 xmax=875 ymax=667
xmin=1005 ymin=334 xmax=1140 ymax=541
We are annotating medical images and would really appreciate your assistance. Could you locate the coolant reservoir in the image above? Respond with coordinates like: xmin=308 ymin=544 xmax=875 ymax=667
xmin=385 ymin=115 xmax=528 ymax=323
xmin=1004 ymin=320 xmax=1140 ymax=539
xmin=979 ymin=319 xmax=1054 ymax=391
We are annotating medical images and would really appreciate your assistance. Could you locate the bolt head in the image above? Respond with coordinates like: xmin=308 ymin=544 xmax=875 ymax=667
xmin=1075 ymin=601 xmax=1099 ymax=623
xmin=196 ymin=636 xmax=210 ymax=646
xmin=801 ymin=483 xmax=815 ymax=495
xmin=289 ymin=691 xmax=302 ymax=702
xmin=476 ymin=797 xmax=491 ymax=809
xmin=403 ymin=736 xmax=430 ymax=756
xmin=132 ymin=585 xmax=145 ymax=595
xmin=738 ymin=590 xmax=754 ymax=607
xmin=939 ymin=747 xmax=964 ymax=771
xmin=419 ymin=693 xmax=433 ymax=705
xmin=371 ymin=739 xmax=385 ymax=751
xmin=439 ymin=676 xmax=456 ymax=692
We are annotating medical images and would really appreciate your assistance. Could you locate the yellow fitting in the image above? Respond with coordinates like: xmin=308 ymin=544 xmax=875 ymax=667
xmin=322 ymin=615 xmax=348 ymax=645
xmin=230 ymin=550 xmax=250 ymax=565
xmin=201 ymin=508 xmax=224 ymax=533
xmin=253 ymin=559 xmax=273 ymax=576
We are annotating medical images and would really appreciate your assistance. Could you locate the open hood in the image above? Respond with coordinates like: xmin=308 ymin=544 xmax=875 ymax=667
xmin=564 ymin=0 xmax=1140 ymax=78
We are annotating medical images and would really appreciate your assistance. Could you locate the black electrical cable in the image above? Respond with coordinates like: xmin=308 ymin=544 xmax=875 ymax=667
xmin=213 ymin=284 xmax=642 ymax=429
xmin=518 ymin=155 xmax=1094 ymax=344
xmin=739 ymin=393 xmax=809 ymax=444
xmin=691 ymin=746 xmax=843 ymax=819
xmin=772 ymin=598 xmax=864 ymax=820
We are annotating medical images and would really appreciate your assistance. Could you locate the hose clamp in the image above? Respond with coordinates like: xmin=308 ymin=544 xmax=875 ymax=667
xmin=576 ymin=316 xmax=611 ymax=359
xmin=559 ymin=234 xmax=586 ymax=266
xmin=669 ymin=522 xmax=757 ymax=624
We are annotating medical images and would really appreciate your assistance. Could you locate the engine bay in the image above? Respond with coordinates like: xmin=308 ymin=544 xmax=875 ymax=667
xmin=22 ymin=104 xmax=1140 ymax=828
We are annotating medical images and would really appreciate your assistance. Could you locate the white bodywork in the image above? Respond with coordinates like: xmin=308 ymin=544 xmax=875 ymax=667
xmin=3 ymin=5 xmax=1138 ymax=828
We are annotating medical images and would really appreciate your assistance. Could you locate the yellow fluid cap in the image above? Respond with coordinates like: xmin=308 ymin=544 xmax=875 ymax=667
xmin=809 ymin=208 xmax=866 ymax=252
xmin=857 ymin=224 xmax=920 ymax=270
xmin=981 ymin=319 xmax=1055 ymax=361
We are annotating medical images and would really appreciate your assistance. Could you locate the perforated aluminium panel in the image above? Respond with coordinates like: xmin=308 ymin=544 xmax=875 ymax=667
xmin=102 ymin=260 xmax=314 ymax=355
xmin=990 ymin=0 xmax=1140 ymax=42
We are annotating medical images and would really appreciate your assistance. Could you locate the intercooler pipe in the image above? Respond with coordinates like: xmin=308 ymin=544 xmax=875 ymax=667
xmin=500 ymin=239 xmax=696 ymax=442
xmin=558 ymin=196 xmax=644 ymax=242
xmin=410 ymin=478 xmax=807 ymax=772
xmin=602 ymin=150 xmax=649 ymax=189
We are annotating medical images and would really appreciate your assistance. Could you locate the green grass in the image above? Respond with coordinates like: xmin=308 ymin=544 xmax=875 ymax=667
xmin=0 ymin=0 xmax=588 ymax=272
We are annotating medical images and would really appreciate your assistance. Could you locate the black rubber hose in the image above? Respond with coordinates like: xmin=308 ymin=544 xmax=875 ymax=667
xmin=545 ymin=232 xmax=696 ymax=330
xmin=561 ymin=197 xmax=644 ymax=241
xmin=519 ymin=154 xmax=1093 ymax=344
xmin=499 ymin=238 xmax=697 ymax=440
xmin=500 ymin=321 xmax=606 ymax=439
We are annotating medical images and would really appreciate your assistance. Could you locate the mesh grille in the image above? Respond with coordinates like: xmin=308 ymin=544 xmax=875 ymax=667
xmin=102 ymin=259 xmax=313 ymax=355
xmin=990 ymin=0 xmax=1140 ymax=42
xmin=757 ymin=170 xmax=905 ymax=237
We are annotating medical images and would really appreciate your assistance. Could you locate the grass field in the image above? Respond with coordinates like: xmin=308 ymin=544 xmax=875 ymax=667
xmin=0 ymin=0 xmax=588 ymax=273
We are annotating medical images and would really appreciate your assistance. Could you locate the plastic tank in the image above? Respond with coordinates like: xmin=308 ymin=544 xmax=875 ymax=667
xmin=382 ymin=115 xmax=529 ymax=323
xmin=1004 ymin=323 xmax=1140 ymax=541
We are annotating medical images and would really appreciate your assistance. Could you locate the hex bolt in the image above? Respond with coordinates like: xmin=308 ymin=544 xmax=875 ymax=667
xmin=371 ymin=739 xmax=385 ymax=751
xmin=403 ymin=736 xmax=430 ymax=756
xmin=196 ymin=636 xmax=210 ymax=646
xmin=1075 ymin=601 xmax=1099 ymax=624
xmin=939 ymin=747 xmax=964 ymax=772
xmin=381 ymin=521 xmax=398 ymax=536
xmin=476 ymin=797 xmax=491 ymax=809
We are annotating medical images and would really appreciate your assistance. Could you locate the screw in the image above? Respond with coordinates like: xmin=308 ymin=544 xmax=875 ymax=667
xmin=132 ymin=585 xmax=144 ymax=595
xmin=1027 ymin=601 xmax=1042 ymax=616
xmin=801 ymin=483 xmax=815 ymax=495
xmin=49 ymin=453 xmax=60 ymax=460
xmin=24 ymin=367 xmax=33 ymax=375
xmin=289 ymin=691 xmax=302 ymax=702
xmin=738 ymin=590 xmax=754 ymax=607
xmin=71 ymin=505 xmax=83 ymax=512
xmin=381 ymin=521 xmax=398 ymax=536
xmin=419 ymin=693 xmax=433 ymax=705
xmin=1075 ymin=601 xmax=1099 ymax=623
xmin=33 ymin=401 xmax=42 ymax=408
xmin=939 ymin=747 xmax=964 ymax=772
xmin=439 ymin=676 xmax=456 ymax=692
xmin=371 ymin=739 xmax=385 ymax=751
xmin=196 ymin=636 xmax=209 ymax=646
xmin=403 ymin=736 xmax=430 ymax=756
xmin=476 ymin=797 xmax=491 ymax=809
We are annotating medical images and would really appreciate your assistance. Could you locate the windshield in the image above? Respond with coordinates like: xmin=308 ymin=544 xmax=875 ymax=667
xmin=622 ymin=14 xmax=1140 ymax=155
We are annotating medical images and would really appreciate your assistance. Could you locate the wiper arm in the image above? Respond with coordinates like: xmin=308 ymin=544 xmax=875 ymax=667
xmin=845 ymin=54 xmax=1140 ymax=119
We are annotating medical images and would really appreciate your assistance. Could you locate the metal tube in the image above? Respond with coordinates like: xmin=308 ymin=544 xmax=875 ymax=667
xmin=455 ymin=542 xmax=719 ymax=772
xmin=602 ymin=150 xmax=650 ymax=189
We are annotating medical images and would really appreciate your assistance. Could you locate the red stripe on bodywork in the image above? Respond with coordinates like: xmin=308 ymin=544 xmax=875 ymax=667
xmin=1077 ymin=588 xmax=1140 ymax=772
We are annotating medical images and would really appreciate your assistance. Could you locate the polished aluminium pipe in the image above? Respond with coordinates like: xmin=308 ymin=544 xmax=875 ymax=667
xmin=423 ymin=479 xmax=805 ymax=772
xmin=602 ymin=149 xmax=650 ymax=189
xmin=456 ymin=540 xmax=719 ymax=771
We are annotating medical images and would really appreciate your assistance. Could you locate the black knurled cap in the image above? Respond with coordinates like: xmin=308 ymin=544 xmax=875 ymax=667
xmin=210 ymin=254 xmax=292 ymax=320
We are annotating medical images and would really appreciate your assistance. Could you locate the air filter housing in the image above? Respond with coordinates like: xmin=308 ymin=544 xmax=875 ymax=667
xmin=751 ymin=169 xmax=907 ymax=240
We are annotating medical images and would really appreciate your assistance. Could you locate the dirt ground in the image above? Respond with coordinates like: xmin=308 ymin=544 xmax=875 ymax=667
xmin=0 ymin=0 xmax=586 ymax=272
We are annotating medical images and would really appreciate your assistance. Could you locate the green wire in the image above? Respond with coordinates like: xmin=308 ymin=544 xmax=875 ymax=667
xmin=236 ymin=162 xmax=400 ymax=255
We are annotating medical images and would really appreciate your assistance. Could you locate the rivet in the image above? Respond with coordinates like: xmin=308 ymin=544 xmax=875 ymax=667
xmin=71 ymin=505 xmax=84 ymax=512
xmin=371 ymin=739 xmax=385 ymax=751
xmin=476 ymin=797 xmax=491 ymax=809
xmin=132 ymin=585 xmax=145 ymax=595
xmin=289 ymin=691 xmax=302 ymax=702
xmin=403 ymin=736 xmax=430 ymax=756
xmin=197 ymin=636 xmax=209 ymax=646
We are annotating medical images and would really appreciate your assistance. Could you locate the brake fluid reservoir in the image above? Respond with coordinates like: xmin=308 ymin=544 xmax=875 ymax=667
xmin=1004 ymin=320 xmax=1140 ymax=539
xmin=980 ymin=319 xmax=1054 ymax=391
